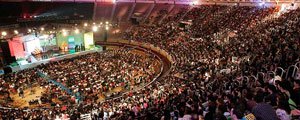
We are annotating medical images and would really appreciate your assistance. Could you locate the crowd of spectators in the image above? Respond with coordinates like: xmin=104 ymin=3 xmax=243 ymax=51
xmin=0 ymin=48 xmax=161 ymax=119
xmin=121 ymin=5 xmax=300 ymax=120
xmin=0 ymin=4 xmax=300 ymax=120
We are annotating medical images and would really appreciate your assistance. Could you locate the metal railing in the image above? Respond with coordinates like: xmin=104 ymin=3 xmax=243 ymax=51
xmin=37 ymin=70 xmax=82 ymax=100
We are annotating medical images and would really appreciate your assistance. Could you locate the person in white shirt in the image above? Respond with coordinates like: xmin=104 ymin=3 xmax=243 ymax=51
xmin=103 ymin=111 xmax=108 ymax=120
xmin=276 ymin=94 xmax=291 ymax=120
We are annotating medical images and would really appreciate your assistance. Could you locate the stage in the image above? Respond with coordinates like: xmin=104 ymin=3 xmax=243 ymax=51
xmin=10 ymin=46 xmax=102 ymax=72
xmin=0 ymin=30 xmax=100 ymax=74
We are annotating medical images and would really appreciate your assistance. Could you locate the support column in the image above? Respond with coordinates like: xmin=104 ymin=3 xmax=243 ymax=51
xmin=111 ymin=3 xmax=117 ymax=21
xmin=143 ymin=3 xmax=155 ymax=22
xmin=93 ymin=0 xmax=98 ymax=21
xmin=159 ymin=4 xmax=175 ymax=24
xmin=127 ymin=3 xmax=137 ymax=21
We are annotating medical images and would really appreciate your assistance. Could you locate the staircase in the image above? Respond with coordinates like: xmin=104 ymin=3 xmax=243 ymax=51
xmin=159 ymin=4 xmax=175 ymax=24
xmin=143 ymin=4 xmax=156 ymax=23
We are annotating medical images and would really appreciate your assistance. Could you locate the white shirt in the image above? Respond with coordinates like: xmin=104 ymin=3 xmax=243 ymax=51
xmin=178 ymin=114 xmax=192 ymax=120
xmin=276 ymin=108 xmax=291 ymax=120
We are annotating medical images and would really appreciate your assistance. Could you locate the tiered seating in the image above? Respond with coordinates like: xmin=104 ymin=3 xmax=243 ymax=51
xmin=1 ymin=4 xmax=300 ymax=120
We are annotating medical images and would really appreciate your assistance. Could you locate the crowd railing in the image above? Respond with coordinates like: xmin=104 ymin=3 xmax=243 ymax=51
xmin=234 ymin=60 xmax=300 ymax=89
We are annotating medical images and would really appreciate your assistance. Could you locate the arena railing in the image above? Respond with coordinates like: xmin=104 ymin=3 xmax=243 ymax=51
xmin=275 ymin=67 xmax=285 ymax=78
xmin=286 ymin=65 xmax=298 ymax=79
xmin=37 ymin=70 xmax=82 ymax=101
xmin=235 ymin=60 xmax=300 ymax=89
xmin=108 ymin=39 xmax=174 ymax=64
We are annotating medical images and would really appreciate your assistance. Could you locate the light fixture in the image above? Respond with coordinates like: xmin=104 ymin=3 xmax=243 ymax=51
xmin=42 ymin=34 xmax=49 ymax=38
xmin=259 ymin=1 xmax=265 ymax=6
xmin=105 ymin=26 xmax=109 ymax=30
xmin=28 ymin=29 xmax=32 ymax=33
xmin=84 ymin=23 xmax=88 ymax=27
xmin=75 ymin=29 xmax=79 ymax=34
xmin=1 ymin=31 xmax=7 ymax=36
xmin=92 ymin=26 xmax=98 ymax=32
xmin=105 ymin=21 xmax=109 ymax=25
xmin=14 ymin=30 xmax=19 ymax=34
xmin=41 ymin=27 xmax=44 ymax=31
xmin=63 ymin=31 xmax=68 ymax=36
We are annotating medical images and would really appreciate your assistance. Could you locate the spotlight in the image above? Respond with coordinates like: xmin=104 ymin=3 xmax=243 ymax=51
xmin=28 ymin=29 xmax=32 ymax=33
xmin=44 ymin=34 xmax=49 ymax=38
xmin=63 ymin=31 xmax=68 ymax=36
xmin=14 ymin=30 xmax=19 ymax=34
xmin=75 ymin=29 xmax=79 ymax=34
xmin=92 ymin=26 xmax=98 ymax=32
xmin=105 ymin=26 xmax=109 ymax=30
xmin=190 ymin=1 xmax=198 ymax=5
xmin=259 ymin=1 xmax=265 ymax=6
xmin=41 ymin=27 xmax=44 ymax=31
xmin=84 ymin=23 xmax=88 ymax=27
xmin=105 ymin=21 xmax=109 ymax=25
xmin=1 ymin=31 xmax=7 ymax=36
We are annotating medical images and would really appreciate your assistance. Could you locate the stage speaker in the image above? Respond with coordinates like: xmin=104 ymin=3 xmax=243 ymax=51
xmin=103 ymin=31 xmax=108 ymax=42
xmin=0 ymin=41 xmax=17 ymax=65
xmin=10 ymin=56 xmax=16 ymax=63
xmin=3 ymin=66 xmax=12 ymax=74
xmin=178 ymin=22 xmax=186 ymax=28
xmin=0 ymin=41 xmax=13 ymax=65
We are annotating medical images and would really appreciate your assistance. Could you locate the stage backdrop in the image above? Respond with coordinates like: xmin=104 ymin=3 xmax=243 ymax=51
xmin=57 ymin=32 xmax=87 ymax=50
xmin=57 ymin=32 xmax=93 ymax=50
xmin=84 ymin=32 xmax=94 ymax=50
xmin=73 ymin=33 xmax=84 ymax=47
xmin=22 ymin=34 xmax=42 ymax=56
xmin=8 ymin=37 xmax=25 ymax=59
xmin=57 ymin=33 xmax=69 ymax=51
xmin=39 ymin=33 xmax=57 ymax=52
xmin=68 ymin=36 xmax=75 ymax=49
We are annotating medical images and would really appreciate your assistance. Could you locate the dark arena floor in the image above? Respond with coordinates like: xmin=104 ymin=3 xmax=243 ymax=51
xmin=0 ymin=1 xmax=300 ymax=120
